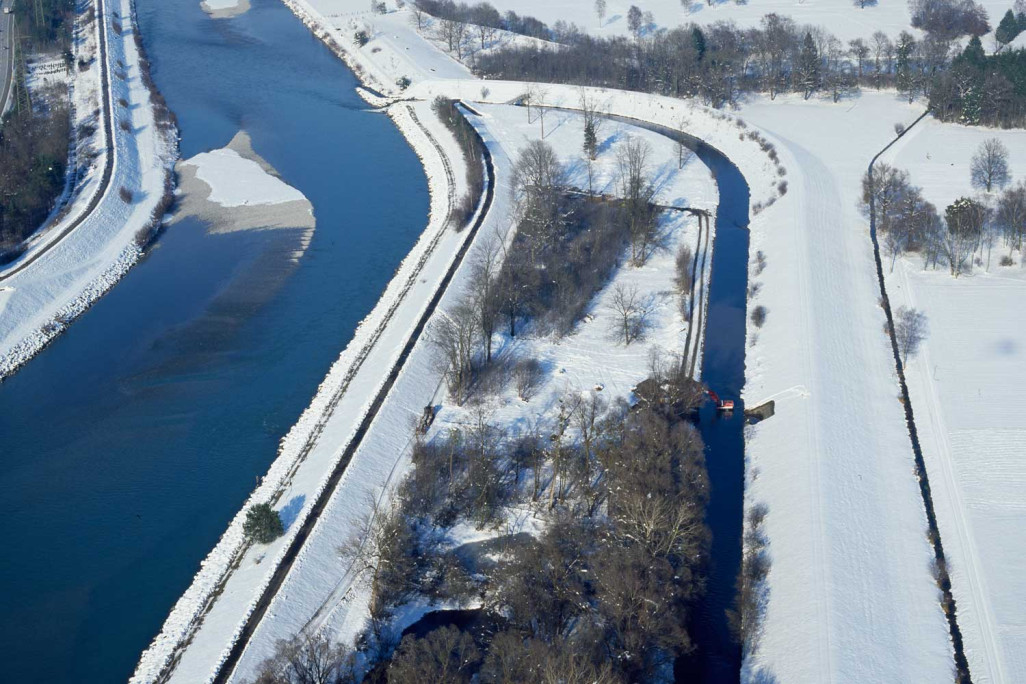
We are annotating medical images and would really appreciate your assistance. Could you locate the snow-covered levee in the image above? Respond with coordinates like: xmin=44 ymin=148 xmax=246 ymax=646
xmin=0 ymin=0 xmax=177 ymax=379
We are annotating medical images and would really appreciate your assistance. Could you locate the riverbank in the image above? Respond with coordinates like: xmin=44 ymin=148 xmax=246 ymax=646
xmin=131 ymin=97 xmax=474 ymax=683
xmin=0 ymin=0 xmax=177 ymax=380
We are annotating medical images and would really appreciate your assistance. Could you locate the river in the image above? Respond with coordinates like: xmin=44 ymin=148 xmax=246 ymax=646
xmin=0 ymin=0 xmax=428 ymax=681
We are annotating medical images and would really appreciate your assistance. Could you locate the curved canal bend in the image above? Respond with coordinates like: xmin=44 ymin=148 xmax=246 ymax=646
xmin=0 ymin=0 xmax=430 ymax=681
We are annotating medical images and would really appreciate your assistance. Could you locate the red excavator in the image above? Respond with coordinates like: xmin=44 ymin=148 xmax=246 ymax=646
xmin=707 ymin=389 xmax=734 ymax=411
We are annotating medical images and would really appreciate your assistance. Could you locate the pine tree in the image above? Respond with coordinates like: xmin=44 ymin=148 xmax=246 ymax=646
xmin=691 ymin=27 xmax=706 ymax=62
xmin=960 ymin=36 xmax=986 ymax=68
xmin=796 ymin=32 xmax=821 ymax=100
xmin=895 ymin=32 xmax=917 ymax=103
xmin=995 ymin=10 xmax=1021 ymax=46
xmin=243 ymin=503 xmax=284 ymax=544
xmin=583 ymin=119 xmax=597 ymax=161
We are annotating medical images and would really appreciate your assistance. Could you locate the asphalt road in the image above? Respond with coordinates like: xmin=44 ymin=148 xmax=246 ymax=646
xmin=0 ymin=0 xmax=14 ymax=119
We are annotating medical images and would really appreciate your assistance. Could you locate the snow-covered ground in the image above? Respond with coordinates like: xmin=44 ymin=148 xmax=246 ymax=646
xmin=881 ymin=118 xmax=1026 ymax=684
xmin=482 ymin=0 xmax=1016 ymax=43
xmin=200 ymin=0 xmax=251 ymax=20
xmin=735 ymin=91 xmax=955 ymax=682
xmin=186 ymin=148 xmax=306 ymax=207
xmin=0 ymin=0 xmax=177 ymax=379
xmin=227 ymin=100 xmax=718 ymax=684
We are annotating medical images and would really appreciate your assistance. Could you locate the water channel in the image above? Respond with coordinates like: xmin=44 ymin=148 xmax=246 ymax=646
xmin=0 ymin=0 xmax=428 ymax=680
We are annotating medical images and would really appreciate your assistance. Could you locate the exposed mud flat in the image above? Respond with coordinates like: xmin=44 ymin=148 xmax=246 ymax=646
xmin=199 ymin=0 xmax=250 ymax=20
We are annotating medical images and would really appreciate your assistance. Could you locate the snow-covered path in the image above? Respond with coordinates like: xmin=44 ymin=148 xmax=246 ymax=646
xmin=740 ymin=96 xmax=952 ymax=682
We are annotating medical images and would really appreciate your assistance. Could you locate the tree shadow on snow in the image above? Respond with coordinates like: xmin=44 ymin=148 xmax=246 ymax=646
xmin=278 ymin=494 xmax=306 ymax=532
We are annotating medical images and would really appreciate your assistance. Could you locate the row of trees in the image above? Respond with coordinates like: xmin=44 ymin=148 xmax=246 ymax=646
xmin=930 ymin=35 xmax=1026 ymax=126
xmin=433 ymin=133 xmax=676 ymax=405
xmin=0 ymin=0 xmax=78 ymax=257
xmin=475 ymin=14 xmax=966 ymax=107
xmin=0 ymin=91 xmax=71 ymax=258
xmin=465 ymin=3 xmax=1026 ymax=126
xmin=432 ymin=97 xmax=485 ymax=228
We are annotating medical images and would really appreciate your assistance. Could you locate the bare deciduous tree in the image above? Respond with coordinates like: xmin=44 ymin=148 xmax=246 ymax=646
xmin=608 ymin=283 xmax=648 ymax=345
xmin=627 ymin=5 xmax=643 ymax=39
xmin=433 ymin=301 xmax=479 ymax=405
xmin=616 ymin=136 xmax=658 ymax=265
xmin=970 ymin=138 xmax=1011 ymax=193
xmin=674 ymin=116 xmax=692 ymax=169
xmin=388 ymin=626 xmax=480 ymax=683
xmin=512 ymin=358 xmax=545 ymax=400
xmin=594 ymin=0 xmax=606 ymax=27
xmin=995 ymin=181 xmax=1026 ymax=257
xmin=253 ymin=632 xmax=356 ymax=684
xmin=894 ymin=305 xmax=928 ymax=365
xmin=471 ymin=240 xmax=500 ymax=362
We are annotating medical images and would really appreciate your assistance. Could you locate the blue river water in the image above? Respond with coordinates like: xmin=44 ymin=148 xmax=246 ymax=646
xmin=0 ymin=0 xmax=428 ymax=681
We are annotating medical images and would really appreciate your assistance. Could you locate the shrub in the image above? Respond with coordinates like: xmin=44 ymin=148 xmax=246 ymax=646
xmin=512 ymin=358 xmax=545 ymax=400
xmin=750 ymin=305 xmax=767 ymax=328
xmin=999 ymin=254 xmax=1014 ymax=266
xmin=118 ymin=186 xmax=133 ymax=203
xmin=909 ymin=0 xmax=990 ymax=38
xmin=243 ymin=503 xmax=284 ymax=544
xmin=119 ymin=118 xmax=131 ymax=132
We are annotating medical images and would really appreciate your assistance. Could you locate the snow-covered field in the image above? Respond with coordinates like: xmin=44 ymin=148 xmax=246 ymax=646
xmin=483 ymin=0 xmax=1015 ymax=43
xmin=0 ymin=0 xmax=177 ymax=379
xmin=734 ymin=91 xmax=953 ymax=683
xmin=882 ymin=118 xmax=1026 ymax=684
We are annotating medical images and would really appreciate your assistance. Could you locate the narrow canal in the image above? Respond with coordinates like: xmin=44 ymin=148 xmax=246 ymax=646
xmin=684 ymin=141 xmax=751 ymax=684
xmin=608 ymin=116 xmax=751 ymax=683
xmin=0 ymin=0 xmax=429 ymax=681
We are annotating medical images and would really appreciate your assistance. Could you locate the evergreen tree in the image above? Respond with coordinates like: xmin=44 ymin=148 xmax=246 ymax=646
xmin=691 ymin=27 xmax=706 ymax=62
xmin=583 ymin=119 xmax=598 ymax=161
xmin=960 ymin=35 xmax=986 ymax=67
xmin=243 ymin=503 xmax=284 ymax=544
xmin=995 ymin=9 xmax=1021 ymax=45
xmin=796 ymin=32 xmax=821 ymax=99
xmin=895 ymin=32 xmax=917 ymax=103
